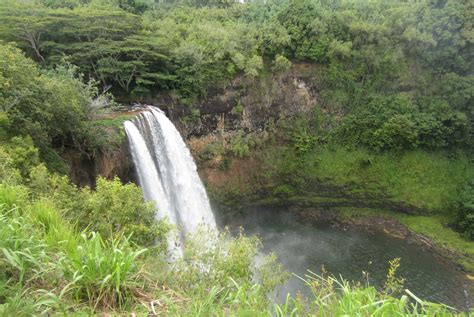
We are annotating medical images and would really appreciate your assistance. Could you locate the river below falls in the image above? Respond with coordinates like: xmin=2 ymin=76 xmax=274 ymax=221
xmin=223 ymin=206 xmax=473 ymax=311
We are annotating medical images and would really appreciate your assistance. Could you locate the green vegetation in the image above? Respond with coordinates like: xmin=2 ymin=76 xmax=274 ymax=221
xmin=453 ymin=182 xmax=474 ymax=240
xmin=304 ymin=147 xmax=471 ymax=212
xmin=83 ymin=114 xmax=136 ymax=155
xmin=0 ymin=44 xmax=93 ymax=168
xmin=276 ymin=267 xmax=456 ymax=316
xmin=0 ymin=180 xmax=461 ymax=314
xmin=336 ymin=95 xmax=470 ymax=151
xmin=1 ymin=0 xmax=471 ymax=114
xmin=0 ymin=42 xmax=124 ymax=171
xmin=0 ymin=0 xmax=473 ymax=314
xmin=0 ymin=184 xmax=282 ymax=314
xmin=243 ymin=140 xmax=472 ymax=211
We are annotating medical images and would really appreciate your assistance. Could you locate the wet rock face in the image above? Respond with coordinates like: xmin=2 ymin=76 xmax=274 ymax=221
xmin=66 ymin=141 xmax=135 ymax=188
xmin=94 ymin=141 xmax=135 ymax=185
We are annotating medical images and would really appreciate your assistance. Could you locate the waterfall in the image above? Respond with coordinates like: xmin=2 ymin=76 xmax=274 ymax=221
xmin=124 ymin=106 xmax=216 ymax=256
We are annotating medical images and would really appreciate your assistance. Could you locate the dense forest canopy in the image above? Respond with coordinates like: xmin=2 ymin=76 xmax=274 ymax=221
xmin=1 ymin=0 xmax=472 ymax=147
xmin=1 ymin=0 xmax=472 ymax=104
xmin=0 ymin=0 xmax=473 ymax=314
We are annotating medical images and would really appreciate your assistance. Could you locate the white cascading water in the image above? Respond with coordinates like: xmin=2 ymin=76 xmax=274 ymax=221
xmin=124 ymin=106 xmax=216 ymax=256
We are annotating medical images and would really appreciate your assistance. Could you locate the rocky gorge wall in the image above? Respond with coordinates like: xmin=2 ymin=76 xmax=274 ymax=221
xmin=66 ymin=63 xmax=320 ymax=187
xmin=63 ymin=141 xmax=135 ymax=188
xmin=63 ymin=62 xmax=430 ymax=218
xmin=145 ymin=63 xmax=319 ymax=138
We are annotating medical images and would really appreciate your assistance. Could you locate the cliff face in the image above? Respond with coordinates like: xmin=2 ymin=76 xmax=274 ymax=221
xmin=145 ymin=63 xmax=319 ymax=138
xmin=67 ymin=63 xmax=320 ymax=187
xmin=65 ymin=141 xmax=135 ymax=188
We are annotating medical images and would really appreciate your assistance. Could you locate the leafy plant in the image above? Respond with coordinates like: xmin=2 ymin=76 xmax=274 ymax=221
xmin=383 ymin=258 xmax=405 ymax=296
xmin=453 ymin=182 xmax=474 ymax=240
xmin=73 ymin=177 xmax=169 ymax=248
xmin=229 ymin=131 xmax=251 ymax=158
xmin=272 ymin=54 xmax=292 ymax=73
xmin=63 ymin=232 xmax=147 ymax=310
xmin=291 ymin=127 xmax=316 ymax=156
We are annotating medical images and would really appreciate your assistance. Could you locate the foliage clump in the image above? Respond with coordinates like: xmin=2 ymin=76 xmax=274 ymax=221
xmin=453 ymin=182 xmax=474 ymax=240
xmin=0 ymin=178 xmax=285 ymax=315
xmin=28 ymin=164 xmax=167 ymax=248
xmin=337 ymin=95 xmax=469 ymax=151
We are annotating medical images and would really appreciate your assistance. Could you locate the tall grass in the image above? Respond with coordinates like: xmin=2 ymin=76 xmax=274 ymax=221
xmin=0 ymin=183 xmax=466 ymax=315
xmin=27 ymin=199 xmax=80 ymax=255
xmin=0 ymin=191 xmax=150 ymax=313
xmin=64 ymin=232 xmax=147 ymax=310
xmin=274 ymin=271 xmax=459 ymax=316
xmin=0 ymin=184 xmax=27 ymax=210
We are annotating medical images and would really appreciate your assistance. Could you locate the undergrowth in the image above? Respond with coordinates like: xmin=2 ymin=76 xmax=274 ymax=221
xmin=0 ymin=183 xmax=467 ymax=315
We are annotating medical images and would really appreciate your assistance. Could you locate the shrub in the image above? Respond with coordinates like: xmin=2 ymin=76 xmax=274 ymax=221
xmin=199 ymin=141 xmax=225 ymax=162
xmin=28 ymin=166 xmax=169 ymax=248
xmin=371 ymin=115 xmax=419 ymax=150
xmin=3 ymin=136 xmax=40 ymax=178
xmin=229 ymin=131 xmax=251 ymax=158
xmin=272 ymin=184 xmax=295 ymax=198
xmin=272 ymin=54 xmax=292 ymax=73
xmin=291 ymin=127 xmax=316 ymax=156
xmin=78 ymin=177 xmax=168 ymax=248
xmin=232 ymin=102 xmax=244 ymax=116
xmin=181 ymin=107 xmax=201 ymax=125
xmin=337 ymin=95 xmax=470 ymax=151
xmin=453 ymin=182 xmax=474 ymax=240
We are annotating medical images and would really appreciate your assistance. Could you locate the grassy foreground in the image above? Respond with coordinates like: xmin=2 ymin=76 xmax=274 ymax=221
xmin=0 ymin=182 xmax=465 ymax=316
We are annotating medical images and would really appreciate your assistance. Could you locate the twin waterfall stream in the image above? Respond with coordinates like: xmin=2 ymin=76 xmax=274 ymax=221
xmin=124 ymin=107 xmax=216 ymax=257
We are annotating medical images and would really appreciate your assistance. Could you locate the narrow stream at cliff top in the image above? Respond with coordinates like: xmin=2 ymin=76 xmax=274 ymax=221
xmin=225 ymin=207 xmax=472 ymax=311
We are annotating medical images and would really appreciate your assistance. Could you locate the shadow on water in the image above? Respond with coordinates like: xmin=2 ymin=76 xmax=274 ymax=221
xmin=222 ymin=206 xmax=473 ymax=311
